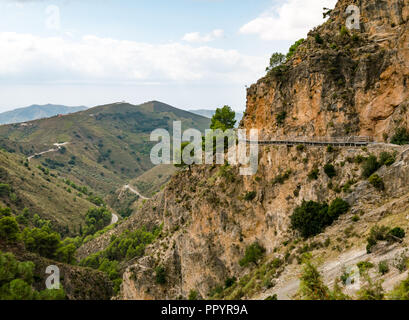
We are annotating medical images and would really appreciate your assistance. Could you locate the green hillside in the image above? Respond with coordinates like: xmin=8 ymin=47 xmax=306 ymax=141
xmin=0 ymin=101 xmax=210 ymax=300
xmin=0 ymin=101 xmax=210 ymax=197
xmin=0 ymin=150 xmax=98 ymax=235
xmin=0 ymin=149 xmax=116 ymax=299
xmin=129 ymin=164 xmax=177 ymax=197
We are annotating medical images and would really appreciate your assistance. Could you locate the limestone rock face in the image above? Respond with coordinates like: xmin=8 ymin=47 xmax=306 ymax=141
xmin=113 ymin=143 xmax=409 ymax=300
xmin=242 ymin=0 xmax=409 ymax=142
xmin=86 ymin=0 xmax=409 ymax=300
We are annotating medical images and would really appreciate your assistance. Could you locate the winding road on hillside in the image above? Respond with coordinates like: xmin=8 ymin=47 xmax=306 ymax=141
xmin=120 ymin=184 xmax=150 ymax=200
xmin=27 ymin=142 xmax=70 ymax=161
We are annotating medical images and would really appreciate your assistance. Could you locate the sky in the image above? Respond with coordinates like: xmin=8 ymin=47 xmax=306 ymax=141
xmin=0 ymin=0 xmax=337 ymax=112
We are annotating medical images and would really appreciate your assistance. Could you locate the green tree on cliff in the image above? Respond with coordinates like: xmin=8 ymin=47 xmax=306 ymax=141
xmin=210 ymin=106 xmax=236 ymax=131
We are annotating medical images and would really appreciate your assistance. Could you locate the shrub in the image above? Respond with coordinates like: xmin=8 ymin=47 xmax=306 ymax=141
xmin=327 ymin=145 xmax=334 ymax=153
xmin=188 ymin=290 xmax=198 ymax=300
xmin=155 ymin=266 xmax=167 ymax=285
xmin=23 ymin=227 xmax=61 ymax=259
xmin=379 ymin=152 xmax=396 ymax=167
xmin=273 ymin=170 xmax=292 ymax=185
xmin=369 ymin=174 xmax=384 ymax=191
xmin=389 ymin=227 xmax=406 ymax=240
xmin=391 ymin=128 xmax=409 ymax=145
xmin=271 ymin=258 xmax=283 ymax=268
xmin=225 ymin=277 xmax=237 ymax=289
xmin=269 ymin=64 xmax=289 ymax=77
xmin=357 ymin=261 xmax=374 ymax=275
xmin=0 ymin=216 xmax=20 ymax=242
xmin=362 ymin=155 xmax=380 ymax=178
xmin=356 ymin=277 xmax=385 ymax=300
xmin=354 ymin=155 xmax=365 ymax=164
xmin=340 ymin=25 xmax=349 ymax=37
xmin=266 ymin=53 xmax=286 ymax=72
xmin=291 ymin=199 xmax=349 ymax=238
xmin=370 ymin=226 xmax=390 ymax=241
xmin=308 ymin=168 xmax=319 ymax=180
xmin=290 ymin=201 xmax=329 ymax=238
xmin=239 ymin=242 xmax=266 ymax=267
xmin=352 ymin=34 xmax=360 ymax=42
xmin=286 ymin=38 xmax=304 ymax=59
xmin=210 ymin=105 xmax=236 ymax=131
xmin=218 ymin=164 xmax=235 ymax=182
xmin=55 ymin=244 xmax=77 ymax=264
xmin=296 ymin=145 xmax=305 ymax=152
xmin=244 ymin=191 xmax=257 ymax=201
xmin=324 ymin=164 xmax=336 ymax=178
xmin=276 ymin=111 xmax=287 ymax=125
xmin=314 ymin=34 xmax=324 ymax=44
xmin=378 ymin=261 xmax=389 ymax=275
xmin=366 ymin=225 xmax=404 ymax=253
xmin=343 ymin=180 xmax=355 ymax=193
xmin=0 ymin=207 xmax=12 ymax=218
xmin=328 ymin=198 xmax=350 ymax=220
xmin=83 ymin=207 xmax=112 ymax=236
xmin=299 ymin=262 xmax=331 ymax=300
xmin=87 ymin=195 xmax=105 ymax=207
xmin=388 ymin=276 xmax=409 ymax=299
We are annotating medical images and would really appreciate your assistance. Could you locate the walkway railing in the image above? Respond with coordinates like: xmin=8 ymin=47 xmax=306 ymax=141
xmin=244 ymin=136 xmax=373 ymax=147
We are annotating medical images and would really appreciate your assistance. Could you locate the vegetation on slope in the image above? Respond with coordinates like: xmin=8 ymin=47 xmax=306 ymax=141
xmin=0 ymin=250 xmax=66 ymax=300
xmin=80 ymin=224 xmax=163 ymax=294
xmin=0 ymin=101 xmax=210 ymax=199
xmin=290 ymin=198 xmax=350 ymax=238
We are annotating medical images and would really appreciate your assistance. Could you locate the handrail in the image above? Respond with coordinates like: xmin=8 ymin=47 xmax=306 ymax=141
xmin=241 ymin=136 xmax=373 ymax=146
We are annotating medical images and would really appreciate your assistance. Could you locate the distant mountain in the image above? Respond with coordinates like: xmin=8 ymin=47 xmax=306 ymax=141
xmin=0 ymin=104 xmax=88 ymax=125
xmin=189 ymin=109 xmax=243 ymax=126
xmin=0 ymin=101 xmax=210 ymax=196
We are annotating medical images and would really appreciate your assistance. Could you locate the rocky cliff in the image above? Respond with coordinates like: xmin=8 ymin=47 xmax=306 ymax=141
xmin=79 ymin=0 xmax=409 ymax=300
xmin=243 ymin=0 xmax=409 ymax=142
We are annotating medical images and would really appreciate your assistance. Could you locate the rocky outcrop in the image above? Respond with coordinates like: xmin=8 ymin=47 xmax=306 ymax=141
xmin=113 ymin=142 xmax=409 ymax=300
xmin=87 ymin=0 xmax=409 ymax=300
xmin=242 ymin=0 xmax=409 ymax=142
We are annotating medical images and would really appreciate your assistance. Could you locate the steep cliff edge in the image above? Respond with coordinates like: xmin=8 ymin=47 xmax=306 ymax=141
xmin=113 ymin=143 xmax=409 ymax=300
xmin=243 ymin=0 xmax=409 ymax=141
xmin=78 ymin=0 xmax=409 ymax=300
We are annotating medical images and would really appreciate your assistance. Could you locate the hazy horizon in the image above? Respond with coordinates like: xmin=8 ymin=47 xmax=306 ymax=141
xmin=0 ymin=0 xmax=337 ymax=112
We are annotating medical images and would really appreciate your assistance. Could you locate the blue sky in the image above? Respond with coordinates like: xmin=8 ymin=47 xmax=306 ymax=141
xmin=0 ymin=0 xmax=337 ymax=112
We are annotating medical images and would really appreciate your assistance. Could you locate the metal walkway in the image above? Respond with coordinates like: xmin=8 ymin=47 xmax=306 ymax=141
xmin=244 ymin=136 xmax=373 ymax=147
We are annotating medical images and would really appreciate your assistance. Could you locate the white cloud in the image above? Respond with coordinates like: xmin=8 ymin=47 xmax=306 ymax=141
xmin=0 ymin=32 xmax=266 ymax=86
xmin=182 ymin=29 xmax=224 ymax=43
xmin=240 ymin=0 xmax=337 ymax=41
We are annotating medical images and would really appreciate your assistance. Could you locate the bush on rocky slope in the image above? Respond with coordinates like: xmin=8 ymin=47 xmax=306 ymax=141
xmin=291 ymin=199 xmax=350 ymax=238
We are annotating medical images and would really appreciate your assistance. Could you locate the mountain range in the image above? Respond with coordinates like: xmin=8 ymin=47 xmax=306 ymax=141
xmin=0 ymin=104 xmax=88 ymax=125
xmin=0 ymin=100 xmax=210 ymax=224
